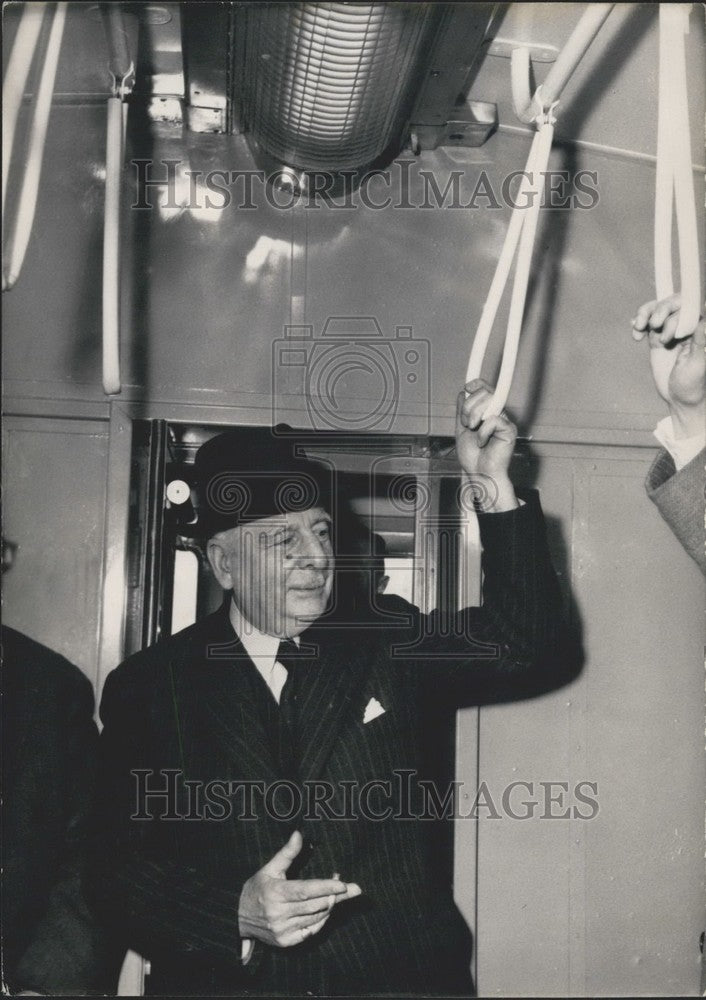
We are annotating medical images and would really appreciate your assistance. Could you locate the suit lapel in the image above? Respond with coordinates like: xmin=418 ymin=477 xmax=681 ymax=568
xmin=189 ymin=605 xmax=283 ymax=785
xmin=295 ymin=623 xmax=374 ymax=784
xmin=183 ymin=607 xmax=376 ymax=786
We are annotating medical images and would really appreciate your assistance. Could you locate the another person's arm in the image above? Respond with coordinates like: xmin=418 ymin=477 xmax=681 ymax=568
xmin=631 ymin=295 xmax=705 ymax=572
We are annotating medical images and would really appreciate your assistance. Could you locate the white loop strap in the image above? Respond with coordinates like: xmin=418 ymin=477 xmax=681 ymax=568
xmin=487 ymin=121 xmax=555 ymax=419
xmin=469 ymin=5 xmax=613 ymax=423
xmin=655 ymin=4 xmax=701 ymax=338
xmin=465 ymin=130 xmax=545 ymax=379
xmin=102 ymin=96 xmax=124 ymax=395
xmin=465 ymin=120 xmax=554 ymax=418
xmin=2 ymin=3 xmax=46 ymax=220
xmin=101 ymin=11 xmax=134 ymax=396
xmin=3 ymin=3 xmax=66 ymax=292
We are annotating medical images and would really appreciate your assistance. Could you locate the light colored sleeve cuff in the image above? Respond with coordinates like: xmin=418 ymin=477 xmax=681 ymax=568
xmin=241 ymin=938 xmax=254 ymax=964
xmin=653 ymin=415 xmax=706 ymax=471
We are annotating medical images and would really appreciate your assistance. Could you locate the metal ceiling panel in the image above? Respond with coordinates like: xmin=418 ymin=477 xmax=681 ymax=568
xmin=181 ymin=1 xmax=229 ymax=133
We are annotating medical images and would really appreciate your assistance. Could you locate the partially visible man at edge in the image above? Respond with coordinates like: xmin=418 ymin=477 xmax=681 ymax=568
xmin=2 ymin=539 xmax=119 ymax=995
xmin=89 ymin=378 xmax=575 ymax=996
xmin=631 ymin=293 xmax=705 ymax=574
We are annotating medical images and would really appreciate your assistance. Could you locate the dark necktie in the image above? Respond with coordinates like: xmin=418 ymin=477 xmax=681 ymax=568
xmin=276 ymin=639 xmax=303 ymax=781
xmin=277 ymin=638 xmax=301 ymax=732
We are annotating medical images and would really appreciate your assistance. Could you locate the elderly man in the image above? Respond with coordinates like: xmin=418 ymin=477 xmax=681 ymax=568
xmin=2 ymin=625 xmax=115 ymax=995
xmin=91 ymin=380 xmax=568 ymax=996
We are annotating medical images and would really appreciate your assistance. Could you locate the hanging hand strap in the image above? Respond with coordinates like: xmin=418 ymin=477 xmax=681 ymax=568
xmin=654 ymin=3 xmax=701 ymax=339
xmin=2 ymin=3 xmax=46 ymax=220
xmin=101 ymin=7 xmax=135 ymax=395
xmin=466 ymin=5 xmax=614 ymax=421
xmin=465 ymin=98 xmax=557 ymax=419
xmin=102 ymin=95 xmax=124 ymax=395
xmin=458 ymin=7 xmax=613 ymax=602
xmin=3 ymin=3 xmax=66 ymax=292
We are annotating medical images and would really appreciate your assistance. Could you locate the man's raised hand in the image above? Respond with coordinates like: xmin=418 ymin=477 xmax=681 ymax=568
xmin=631 ymin=293 xmax=687 ymax=346
xmin=238 ymin=831 xmax=362 ymax=948
xmin=631 ymin=294 xmax=705 ymax=437
xmin=455 ymin=379 xmax=519 ymax=512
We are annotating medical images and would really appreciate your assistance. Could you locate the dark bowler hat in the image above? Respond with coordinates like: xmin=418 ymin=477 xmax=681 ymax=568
xmin=188 ymin=426 xmax=332 ymax=539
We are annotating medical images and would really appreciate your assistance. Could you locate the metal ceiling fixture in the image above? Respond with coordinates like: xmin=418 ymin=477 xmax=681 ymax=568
xmin=236 ymin=2 xmax=439 ymax=191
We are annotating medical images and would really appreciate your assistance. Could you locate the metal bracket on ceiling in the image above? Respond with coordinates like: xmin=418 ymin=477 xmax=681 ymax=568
xmin=408 ymin=3 xmax=499 ymax=152
xmin=411 ymin=100 xmax=498 ymax=152
xmin=483 ymin=37 xmax=559 ymax=63
xmin=181 ymin=2 xmax=230 ymax=134
xmin=138 ymin=3 xmax=185 ymax=124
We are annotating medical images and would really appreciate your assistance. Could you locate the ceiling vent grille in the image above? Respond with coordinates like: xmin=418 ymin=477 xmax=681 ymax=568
xmin=238 ymin=2 xmax=438 ymax=179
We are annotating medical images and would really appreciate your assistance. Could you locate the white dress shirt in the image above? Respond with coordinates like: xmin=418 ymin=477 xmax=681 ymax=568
xmin=229 ymin=599 xmax=299 ymax=704
xmin=228 ymin=599 xmax=299 ymax=962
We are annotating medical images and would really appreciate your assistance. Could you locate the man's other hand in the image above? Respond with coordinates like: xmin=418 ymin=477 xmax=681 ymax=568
xmin=238 ymin=831 xmax=362 ymax=948
xmin=631 ymin=295 xmax=705 ymax=438
xmin=456 ymin=379 xmax=518 ymax=512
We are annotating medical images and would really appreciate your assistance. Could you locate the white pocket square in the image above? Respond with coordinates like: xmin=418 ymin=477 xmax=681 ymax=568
xmin=363 ymin=697 xmax=386 ymax=724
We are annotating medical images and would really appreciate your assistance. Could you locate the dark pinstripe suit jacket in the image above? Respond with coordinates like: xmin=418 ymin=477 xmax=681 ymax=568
xmin=2 ymin=627 xmax=117 ymax=994
xmin=92 ymin=495 xmax=569 ymax=996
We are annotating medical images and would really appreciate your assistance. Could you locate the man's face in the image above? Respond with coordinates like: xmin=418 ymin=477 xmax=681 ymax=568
xmin=207 ymin=507 xmax=334 ymax=637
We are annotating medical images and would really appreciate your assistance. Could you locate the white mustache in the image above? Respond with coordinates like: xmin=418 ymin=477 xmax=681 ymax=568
xmin=288 ymin=576 xmax=329 ymax=590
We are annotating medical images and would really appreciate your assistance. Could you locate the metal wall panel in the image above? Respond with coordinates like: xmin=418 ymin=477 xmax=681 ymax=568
xmin=473 ymin=446 xmax=704 ymax=997
xmin=1 ymin=416 xmax=109 ymax=688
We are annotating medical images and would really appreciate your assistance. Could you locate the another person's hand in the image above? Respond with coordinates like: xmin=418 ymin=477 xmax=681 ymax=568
xmin=238 ymin=831 xmax=361 ymax=948
xmin=631 ymin=295 xmax=705 ymax=438
xmin=455 ymin=379 xmax=518 ymax=512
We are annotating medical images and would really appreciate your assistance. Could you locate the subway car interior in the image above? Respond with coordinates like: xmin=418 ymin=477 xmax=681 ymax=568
xmin=2 ymin=3 xmax=704 ymax=997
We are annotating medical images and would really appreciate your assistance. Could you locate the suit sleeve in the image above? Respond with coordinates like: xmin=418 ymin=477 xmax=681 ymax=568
xmin=645 ymin=446 xmax=705 ymax=574
xmin=88 ymin=665 xmax=259 ymax=971
xmin=406 ymin=490 xmax=578 ymax=704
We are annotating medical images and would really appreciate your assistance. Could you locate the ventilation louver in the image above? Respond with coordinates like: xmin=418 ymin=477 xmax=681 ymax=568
xmin=239 ymin=3 xmax=438 ymax=190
